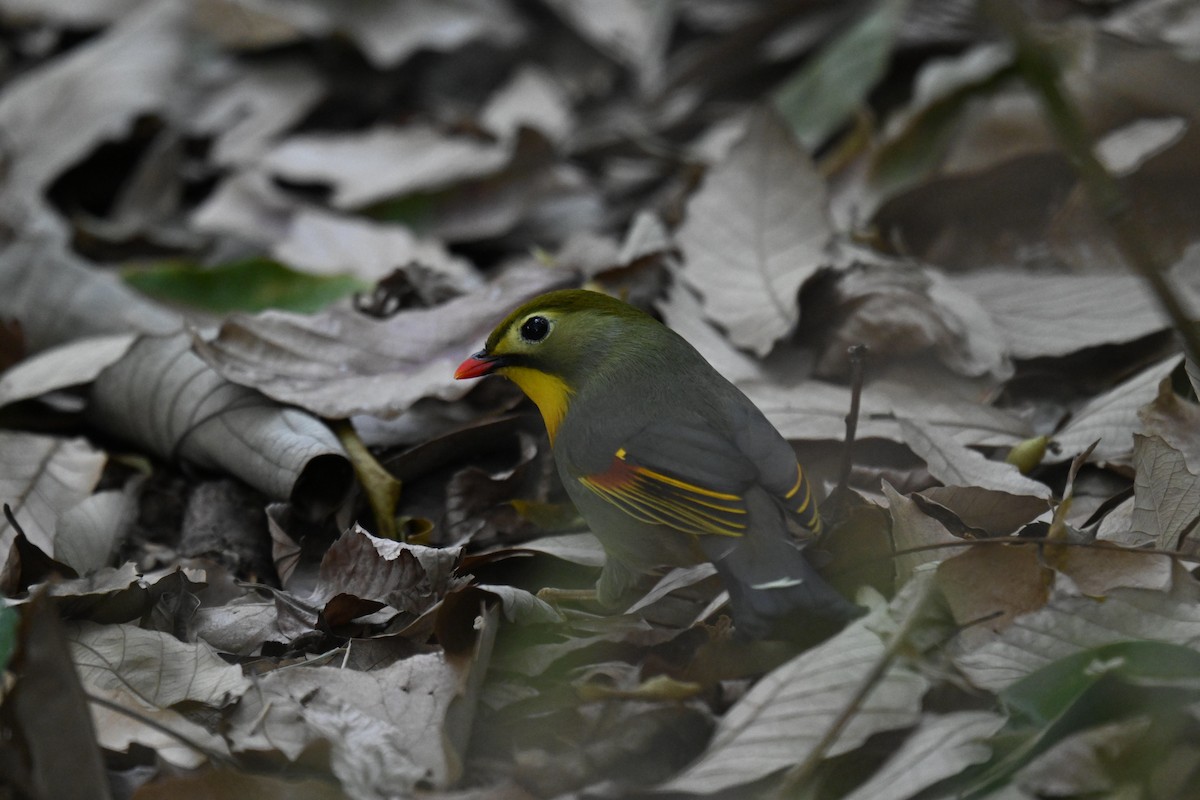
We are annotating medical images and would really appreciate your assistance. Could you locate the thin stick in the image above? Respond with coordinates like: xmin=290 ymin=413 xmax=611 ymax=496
xmin=987 ymin=1 xmax=1200 ymax=365
xmin=837 ymin=345 xmax=868 ymax=496
xmin=774 ymin=579 xmax=937 ymax=796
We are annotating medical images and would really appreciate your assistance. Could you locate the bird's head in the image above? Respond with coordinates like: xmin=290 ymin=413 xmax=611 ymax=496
xmin=454 ymin=289 xmax=650 ymax=441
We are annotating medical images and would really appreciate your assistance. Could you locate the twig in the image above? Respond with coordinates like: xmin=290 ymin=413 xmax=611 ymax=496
xmin=837 ymin=345 xmax=868 ymax=496
xmin=987 ymin=1 xmax=1200 ymax=365
xmin=831 ymin=534 xmax=1191 ymax=580
xmin=774 ymin=578 xmax=937 ymax=796
xmin=84 ymin=691 xmax=235 ymax=766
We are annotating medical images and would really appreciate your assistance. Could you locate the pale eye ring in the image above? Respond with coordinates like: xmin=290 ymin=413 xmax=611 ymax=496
xmin=520 ymin=316 xmax=550 ymax=342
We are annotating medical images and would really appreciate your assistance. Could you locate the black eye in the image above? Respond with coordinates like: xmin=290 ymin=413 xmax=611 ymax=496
xmin=520 ymin=316 xmax=550 ymax=342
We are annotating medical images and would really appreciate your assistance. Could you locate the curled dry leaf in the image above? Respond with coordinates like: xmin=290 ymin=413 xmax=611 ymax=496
xmin=89 ymin=332 xmax=350 ymax=506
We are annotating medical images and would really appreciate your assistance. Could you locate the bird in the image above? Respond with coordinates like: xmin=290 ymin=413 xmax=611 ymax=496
xmin=454 ymin=288 xmax=860 ymax=638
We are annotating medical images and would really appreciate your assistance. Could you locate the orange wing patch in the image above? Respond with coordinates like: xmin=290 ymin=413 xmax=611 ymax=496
xmin=579 ymin=449 xmax=747 ymax=538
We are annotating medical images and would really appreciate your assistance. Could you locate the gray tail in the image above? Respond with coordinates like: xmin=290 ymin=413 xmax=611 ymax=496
xmin=699 ymin=493 xmax=861 ymax=639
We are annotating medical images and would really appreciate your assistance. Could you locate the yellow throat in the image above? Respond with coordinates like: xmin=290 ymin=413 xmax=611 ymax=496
xmin=502 ymin=367 xmax=572 ymax=443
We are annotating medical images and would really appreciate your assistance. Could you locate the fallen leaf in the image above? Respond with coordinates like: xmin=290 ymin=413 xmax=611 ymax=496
xmin=773 ymin=0 xmax=908 ymax=149
xmin=841 ymin=711 xmax=1007 ymax=800
xmin=196 ymin=263 xmax=569 ymax=419
xmin=90 ymin=332 xmax=351 ymax=505
xmin=1050 ymin=357 xmax=1181 ymax=465
xmin=0 ymin=432 xmax=106 ymax=561
xmin=899 ymin=419 xmax=1052 ymax=498
xmin=1131 ymin=434 xmax=1200 ymax=550
xmin=264 ymin=124 xmax=514 ymax=209
xmin=952 ymin=269 xmax=1200 ymax=360
xmin=0 ymin=0 xmax=186 ymax=203
xmin=954 ymin=576 xmax=1200 ymax=693
xmin=662 ymin=592 xmax=928 ymax=794
xmin=677 ymin=107 xmax=832 ymax=356
xmin=0 ymin=334 xmax=135 ymax=409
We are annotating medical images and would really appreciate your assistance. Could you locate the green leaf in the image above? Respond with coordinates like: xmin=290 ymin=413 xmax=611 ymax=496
xmin=952 ymin=641 xmax=1200 ymax=799
xmin=1001 ymin=640 xmax=1200 ymax=726
xmin=122 ymin=258 xmax=368 ymax=314
xmin=772 ymin=0 xmax=909 ymax=150
xmin=0 ymin=604 xmax=17 ymax=672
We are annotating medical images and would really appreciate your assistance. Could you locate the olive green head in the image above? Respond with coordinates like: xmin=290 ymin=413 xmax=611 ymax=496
xmin=454 ymin=289 xmax=656 ymax=440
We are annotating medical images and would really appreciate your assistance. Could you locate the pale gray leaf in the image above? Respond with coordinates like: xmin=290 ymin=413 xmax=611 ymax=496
xmin=0 ymin=0 xmax=146 ymax=25
xmin=1050 ymin=357 xmax=1181 ymax=464
xmin=0 ymin=0 xmax=186 ymax=200
xmin=540 ymin=0 xmax=673 ymax=90
xmin=189 ymin=58 xmax=325 ymax=167
xmin=69 ymin=620 xmax=250 ymax=706
xmin=955 ymin=583 xmax=1200 ymax=693
xmin=1138 ymin=374 xmax=1200 ymax=472
xmin=626 ymin=563 xmax=718 ymax=615
xmin=228 ymin=651 xmax=480 ymax=791
xmin=0 ymin=432 xmax=106 ymax=558
xmin=264 ymin=124 xmax=514 ymax=209
xmin=952 ymin=270 xmax=1200 ymax=360
xmin=271 ymin=208 xmax=482 ymax=287
xmin=514 ymin=532 xmax=606 ymax=567
xmin=663 ymin=599 xmax=928 ymax=794
xmin=54 ymin=488 xmax=138 ymax=574
xmin=69 ymin=621 xmax=244 ymax=768
xmin=89 ymin=332 xmax=348 ymax=502
xmin=1095 ymin=495 xmax=1150 ymax=547
xmin=677 ymin=108 xmax=832 ymax=356
xmin=744 ymin=372 xmax=1030 ymax=446
xmin=883 ymin=482 xmax=958 ymax=584
xmin=656 ymin=281 xmax=765 ymax=385
xmin=192 ymin=600 xmax=286 ymax=656
xmin=1096 ymin=117 xmax=1188 ymax=175
xmin=842 ymin=711 xmax=1007 ymax=800
xmin=481 ymin=66 xmax=574 ymax=143
xmin=0 ymin=234 xmax=180 ymax=353
xmin=325 ymin=0 xmax=524 ymax=69
xmin=1131 ymin=434 xmax=1200 ymax=550
xmin=474 ymin=584 xmax=563 ymax=625
xmin=0 ymin=334 xmax=135 ymax=408
xmin=196 ymin=264 xmax=567 ymax=419
xmin=899 ymin=419 xmax=1052 ymax=499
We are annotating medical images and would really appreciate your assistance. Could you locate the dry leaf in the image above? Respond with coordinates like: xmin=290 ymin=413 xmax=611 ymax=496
xmin=677 ymin=108 xmax=832 ymax=356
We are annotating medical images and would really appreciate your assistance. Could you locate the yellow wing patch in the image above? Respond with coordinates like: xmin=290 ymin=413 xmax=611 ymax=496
xmin=579 ymin=449 xmax=747 ymax=537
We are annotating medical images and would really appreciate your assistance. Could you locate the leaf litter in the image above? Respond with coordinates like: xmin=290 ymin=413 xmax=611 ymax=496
xmin=1 ymin=2 xmax=1200 ymax=799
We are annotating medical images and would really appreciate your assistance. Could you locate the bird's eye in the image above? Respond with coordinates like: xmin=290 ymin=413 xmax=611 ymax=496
xmin=520 ymin=315 xmax=550 ymax=342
